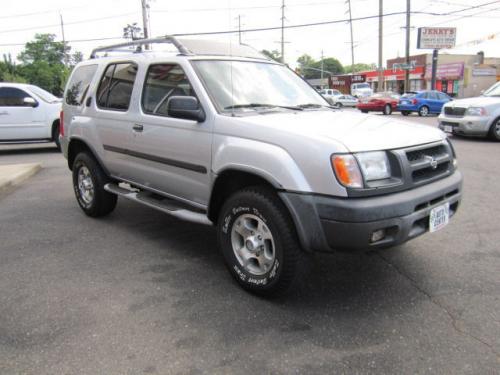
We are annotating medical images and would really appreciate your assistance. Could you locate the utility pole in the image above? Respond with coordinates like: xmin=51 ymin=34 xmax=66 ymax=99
xmin=60 ymin=14 xmax=67 ymax=66
xmin=238 ymin=15 xmax=242 ymax=44
xmin=281 ymin=0 xmax=285 ymax=64
xmin=431 ymin=49 xmax=438 ymax=90
xmin=141 ymin=0 xmax=150 ymax=49
xmin=404 ymin=0 xmax=411 ymax=93
xmin=377 ymin=0 xmax=383 ymax=92
xmin=321 ymin=49 xmax=324 ymax=81
xmin=346 ymin=0 xmax=355 ymax=74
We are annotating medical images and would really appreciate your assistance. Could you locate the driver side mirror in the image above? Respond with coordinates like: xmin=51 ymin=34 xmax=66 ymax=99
xmin=166 ymin=96 xmax=205 ymax=122
xmin=23 ymin=97 xmax=38 ymax=108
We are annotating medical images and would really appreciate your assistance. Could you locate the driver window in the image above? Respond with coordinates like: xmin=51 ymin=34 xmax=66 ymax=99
xmin=142 ymin=63 xmax=194 ymax=116
xmin=0 ymin=87 xmax=34 ymax=107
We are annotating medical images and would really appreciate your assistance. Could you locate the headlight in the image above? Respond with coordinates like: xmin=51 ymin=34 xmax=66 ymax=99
xmin=331 ymin=154 xmax=363 ymax=188
xmin=466 ymin=107 xmax=487 ymax=116
xmin=356 ymin=151 xmax=391 ymax=181
xmin=331 ymin=151 xmax=391 ymax=188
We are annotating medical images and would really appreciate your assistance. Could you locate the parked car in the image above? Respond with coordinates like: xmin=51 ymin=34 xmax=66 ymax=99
xmin=331 ymin=94 xmax=358 ymax=108
xmin=0 ymin=83 xmax=62 ymax=150
xmin=351 ymin=82 xmax=373 ymax=98
xmin=319 ymin=88 xmax=342 ymax=105
xmin=398 ymin=90 xmax=452 ymax=117
xmin=356 ymin=92 xmax=400 ymax=115
xmin=438 ymin=81 xmax=500 ymax=140
xmin=61 ymin=37 xmax=462 ymax=296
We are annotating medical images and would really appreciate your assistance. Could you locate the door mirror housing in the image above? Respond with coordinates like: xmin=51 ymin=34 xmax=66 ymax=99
xmin=23 ymin=97 xmax=38 ymax=107
xmin=166 ymin=96 xmax=205 ymax=122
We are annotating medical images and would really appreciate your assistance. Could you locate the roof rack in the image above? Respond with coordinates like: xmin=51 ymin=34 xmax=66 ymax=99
xmin=90 ymin=35 xmax=191 ymax=59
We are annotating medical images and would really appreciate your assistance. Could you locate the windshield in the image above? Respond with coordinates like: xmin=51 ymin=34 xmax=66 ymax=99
xmin=483 ymin=82 xmax=500 ymax=97
xmin=29 ymin=85 xmax=60 ymax=103
xmin=192 ymin=60 xmax=327 ymax=113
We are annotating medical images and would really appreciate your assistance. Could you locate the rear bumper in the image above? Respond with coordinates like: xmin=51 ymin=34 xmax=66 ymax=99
xmin=397 ymin=104 xmax=418 ymax=111
xmin=356 ymin=105 xmax=383 ymax=111
xmin=279 ymin=171 xmax=462 ymax=252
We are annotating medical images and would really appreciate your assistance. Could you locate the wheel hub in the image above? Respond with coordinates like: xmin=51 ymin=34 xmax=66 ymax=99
xmin=231 ymin=214 xmax=275 ymax=276
xmin=77 ymin=166 xmax=94 ymax=205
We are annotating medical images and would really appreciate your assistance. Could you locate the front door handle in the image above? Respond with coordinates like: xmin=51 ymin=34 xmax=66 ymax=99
xmin=132 ymin=124 xmax=143 ymax=132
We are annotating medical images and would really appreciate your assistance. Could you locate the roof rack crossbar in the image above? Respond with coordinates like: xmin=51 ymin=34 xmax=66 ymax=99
xmin=90 ymin=35 xmax=191 ymax=59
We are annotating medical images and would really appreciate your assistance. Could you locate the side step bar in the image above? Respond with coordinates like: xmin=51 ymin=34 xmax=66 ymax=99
xmin=104 ymin=183 xmax=212 ymax=226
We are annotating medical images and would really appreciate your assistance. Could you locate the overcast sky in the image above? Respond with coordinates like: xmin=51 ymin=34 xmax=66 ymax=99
xmin=1 ymin=0 xmax=500 ymax=68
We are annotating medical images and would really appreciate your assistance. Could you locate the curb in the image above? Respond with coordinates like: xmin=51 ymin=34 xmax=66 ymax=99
xmin=0 ymin=163 xmax=42 ymax=193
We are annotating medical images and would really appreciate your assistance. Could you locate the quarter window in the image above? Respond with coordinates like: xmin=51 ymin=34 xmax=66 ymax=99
xmin=0 ymin=87 xmax=34 ymax=107
xmin=65 ymin=64 xmax=98 ymax=106
xmin=97 ymin=62 xmax=137 ymax=111
xmin=142 ymin=63 xmax=195 ymax=116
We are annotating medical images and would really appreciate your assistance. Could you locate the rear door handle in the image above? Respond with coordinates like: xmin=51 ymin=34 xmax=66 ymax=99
xmin=132 ymin=124 xmax=143 ymax=132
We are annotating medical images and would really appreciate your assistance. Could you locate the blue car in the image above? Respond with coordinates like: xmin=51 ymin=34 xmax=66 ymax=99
xmin=397 ymin=90 xmax=452 ymax=117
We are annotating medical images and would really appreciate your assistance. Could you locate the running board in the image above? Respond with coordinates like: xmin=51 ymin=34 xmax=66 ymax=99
xmin=104 ymin=183 xmax=212 ymax=226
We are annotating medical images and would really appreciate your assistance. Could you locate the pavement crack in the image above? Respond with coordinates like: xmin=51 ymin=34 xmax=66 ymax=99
xmin=377 ymin=252 xmax=500 ymax=358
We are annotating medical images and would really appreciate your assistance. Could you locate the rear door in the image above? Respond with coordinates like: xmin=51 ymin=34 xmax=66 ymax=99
xmin=0 ymin=87 xmax=46 ymax=140
xmin=427 ymin=91 xmax=441 ymax=113
xmin=126 ymin=62 xmax=212 ymax=207
xmin=93 ymin=61 xmax=139 ymax=179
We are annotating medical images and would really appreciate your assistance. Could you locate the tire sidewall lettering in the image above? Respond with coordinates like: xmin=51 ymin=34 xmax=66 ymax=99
xmin=221 ymin=204 xmax=280 ymax=287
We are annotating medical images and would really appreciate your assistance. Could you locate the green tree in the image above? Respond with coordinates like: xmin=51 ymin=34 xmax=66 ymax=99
xmin=344 ymin=63 xmax=375 ymax=73
xmin=299 ymin=56 xmax=344 ymax=79
xmin=261 ymin=49 xmax=281 ymax=62
xmin=17 ymin=33 xmax=70 ymax=96
xmin=0 ymin=54 xmax=26 ymax=83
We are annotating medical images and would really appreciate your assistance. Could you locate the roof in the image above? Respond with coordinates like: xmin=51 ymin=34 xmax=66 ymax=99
xmin=89 ymin=35 xmax=270 ymax=62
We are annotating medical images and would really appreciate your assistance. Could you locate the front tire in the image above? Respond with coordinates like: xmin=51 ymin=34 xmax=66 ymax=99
xmin=72 ymin=152 xmax=117 ymax=217
xmin=217 ymin=187 xmax=306 ymax=296
xmin=383 ymin=104 xmax=392 ymax=115
xmin=489 ymin=117 xmax=500 ymax=141
xmin=418 ymin=105 xmax=429 ymax=117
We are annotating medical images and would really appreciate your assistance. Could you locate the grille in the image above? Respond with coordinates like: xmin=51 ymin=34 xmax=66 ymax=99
xmin=444 ymin=107 xmax=466 ymax=117
xmin=404 ymin=142 xmax=453 ymax=186
xmin=406 ymin=145 xmax=447 ymax=162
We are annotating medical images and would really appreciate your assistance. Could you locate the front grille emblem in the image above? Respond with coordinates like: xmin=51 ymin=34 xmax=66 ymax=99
xmin=425 ymin=155 xmax=438 ymax=169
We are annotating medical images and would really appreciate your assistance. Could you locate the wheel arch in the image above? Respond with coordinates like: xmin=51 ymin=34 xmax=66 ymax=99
xmin=207 ymin=168 xmax=280 ymax=224
xmin=67 ymin=137 xmax=110 ymax=175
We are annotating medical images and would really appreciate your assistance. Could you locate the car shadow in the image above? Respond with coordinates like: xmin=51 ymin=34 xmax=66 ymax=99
xmin=0 ymin=145 xmax=59 ymax=156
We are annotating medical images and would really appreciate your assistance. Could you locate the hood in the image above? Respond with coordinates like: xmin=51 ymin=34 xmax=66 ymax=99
xmin=232 ymin=109 xmax=445 ymax=153
xmin=446 ymin=96 xmax=500 ymax=108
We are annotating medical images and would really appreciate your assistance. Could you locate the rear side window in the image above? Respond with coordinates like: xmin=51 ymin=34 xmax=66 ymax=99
xmin=141 ymin=63 xmax=195 ymax=116
xmin=97 ymin=62 xmax=138 ymax=111
xmin=0 ymin=87 xmax=34 ymax=107
xmin=65 ymin=64 xmax=98 ymax=106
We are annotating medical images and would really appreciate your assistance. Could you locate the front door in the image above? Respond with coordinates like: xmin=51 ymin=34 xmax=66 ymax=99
xmin=126 ymin=62 xmax=212 ymax=208
xmin=0 ymin=86 xmax=46 ymax=140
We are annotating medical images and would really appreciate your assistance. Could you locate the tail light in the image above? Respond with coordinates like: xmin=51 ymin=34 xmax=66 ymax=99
xmin=59 ymin=110 xmax=64 ymax=136
xmin=411 ymin=98 xmax=418 ymax=105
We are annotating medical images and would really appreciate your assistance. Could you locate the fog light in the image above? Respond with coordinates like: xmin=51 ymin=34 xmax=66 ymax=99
xmin=371 ymin=229 xmax=386 ymax=243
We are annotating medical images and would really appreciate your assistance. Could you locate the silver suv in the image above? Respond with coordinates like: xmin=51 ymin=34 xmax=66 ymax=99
xmin=61 ymin=37 xmax=463 ymax=296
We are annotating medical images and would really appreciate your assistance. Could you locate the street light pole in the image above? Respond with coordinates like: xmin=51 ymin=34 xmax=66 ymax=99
xmin=378 ymin=0 xmax=383 ymax=92
xmin=141 ymin=0 xmax=150 ymax=49
xmin=404 ymin=0 xmax=411 ymax=93
xmin=281 ymin=0 xmax=285 ymax=64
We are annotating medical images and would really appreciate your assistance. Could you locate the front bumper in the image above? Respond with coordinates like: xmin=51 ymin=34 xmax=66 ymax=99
xmin=279 ymin=171 xmax=462 ymax=252
xmin=438 ymin=114 xmax=492 ymax=136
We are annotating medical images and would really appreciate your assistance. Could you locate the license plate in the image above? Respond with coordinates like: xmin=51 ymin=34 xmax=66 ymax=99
xmin=444 ymin=125 xmax=453 ymax=132
xmin=401 ymin=100 xmax=409 ymax=105
xmin=429 ymin=203 xmax=450 ymax=233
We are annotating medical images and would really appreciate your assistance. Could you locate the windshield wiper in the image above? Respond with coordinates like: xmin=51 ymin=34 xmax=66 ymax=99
xmin=224 ymin=103 xmax=303 ymax=111
xmin=298 ymin=103 xmax=336 ymax=109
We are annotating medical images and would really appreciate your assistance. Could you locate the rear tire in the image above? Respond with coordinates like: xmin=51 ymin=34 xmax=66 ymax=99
xmin=72 ymin=152 xmax=117 ymax=217
xmin=383 ymin=104 xmax=392 ymax=115
xmin=418 ymin=106 xmax=429 ymax=117
xmin=336 ymin=102 xmax=343 ymax=108
xmin=489 ymin=117 xmax=500 ymax=141
xmin=361 ymin=110 xmax=368 ymax=113
xmin=401 ymin=110 xmax=410 ymax=116
xmin=52 ymin=123 xmax=61 ymax=151
xmin=217 ymin=186 xmax=307 ymax=296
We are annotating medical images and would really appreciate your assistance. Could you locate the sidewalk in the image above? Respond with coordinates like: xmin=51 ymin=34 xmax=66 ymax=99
xmin=0 ymin=163 xmax=41 ymax=193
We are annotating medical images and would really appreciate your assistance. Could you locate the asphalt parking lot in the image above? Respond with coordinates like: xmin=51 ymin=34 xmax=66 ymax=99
xmin=0 ymin=113 xmax=499 ymax=374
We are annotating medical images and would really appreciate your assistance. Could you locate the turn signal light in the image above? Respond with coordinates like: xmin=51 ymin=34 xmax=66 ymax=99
xmin=331 ymin=155 xmax=363 ymax=188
